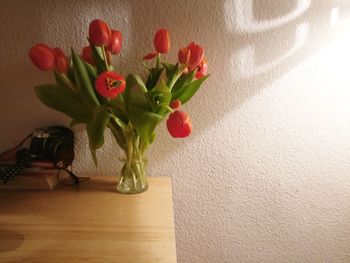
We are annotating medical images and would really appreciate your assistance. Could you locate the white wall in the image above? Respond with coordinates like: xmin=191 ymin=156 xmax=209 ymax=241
xmin=1 ymin=0 xmax=350 ymax=262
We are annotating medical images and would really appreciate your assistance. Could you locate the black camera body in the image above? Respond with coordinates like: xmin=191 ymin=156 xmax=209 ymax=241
xmin=0 ymin=126 xmax=76 ymax=184
xmin=28 ymin=126 xmax=74 ymax=168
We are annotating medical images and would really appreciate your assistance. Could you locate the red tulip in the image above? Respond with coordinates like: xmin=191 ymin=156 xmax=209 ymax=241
xmin=178 ymin=47 xmax=190 ymax=65
xmin=89 ymin=19 xmax=111 ymax=47
xmin=154 ymin=29 xmax=170 ymax=54
xmin=52 ymin=47 xmax=65 ymax=59
xmin=95 ymin=71 xmax=126 ymax=99
xmin=82 ymin=46 xmax=94 ymax=65
xmin=28 ymin=44 xmax=55 ymax=71
xmin=195 ymin=58 xmax=208 ymax=79
xmin=178 ymin=42 xmax=204 ymax=71
xmin=55 ymin=56 xmax=68 ymax=73
xmin=142 ymin=52 xmax=158 ymax=60
xmin=169 ymin=99 xmax=181 ymax=110
xmin=106 ymin=30 xmax=122 ymax=55
xmin=166 ymin=110 xmax=192 ymax=138
xmin=52 ymin=47 xmax=68 ymax=74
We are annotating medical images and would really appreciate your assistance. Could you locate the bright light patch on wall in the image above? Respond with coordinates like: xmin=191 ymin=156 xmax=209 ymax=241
xmin=331 ymin=5 xmax=350 ymax=27
xmin=271 ymin=35 xmax=350 ymax=154
xmin=313 ymin=36 xmax=350 ymax=111
xmin=224 ymin=0 xmax=310 ymax=33
xmin=231 ymin=23 xmax=308 ymax=79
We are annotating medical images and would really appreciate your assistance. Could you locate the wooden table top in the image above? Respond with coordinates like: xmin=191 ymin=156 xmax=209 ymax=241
xmin=0 ymin=176 xmax=177 ymax=263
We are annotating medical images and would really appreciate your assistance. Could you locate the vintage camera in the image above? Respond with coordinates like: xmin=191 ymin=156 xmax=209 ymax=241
xmin=28 ymin=126 xmax=74 ymax=168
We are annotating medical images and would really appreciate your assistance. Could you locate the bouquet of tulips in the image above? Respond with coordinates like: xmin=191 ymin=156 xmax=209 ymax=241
xmin=28 ymin=19 xmax=209 ymax=193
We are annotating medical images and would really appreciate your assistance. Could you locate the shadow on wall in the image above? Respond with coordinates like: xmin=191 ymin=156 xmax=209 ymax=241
xmin=1 ymin=0 xmax=350 ymax=164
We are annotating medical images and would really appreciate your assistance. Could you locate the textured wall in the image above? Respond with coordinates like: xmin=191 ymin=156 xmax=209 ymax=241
xmin=1 ymin=0 xmax=350 ymax=262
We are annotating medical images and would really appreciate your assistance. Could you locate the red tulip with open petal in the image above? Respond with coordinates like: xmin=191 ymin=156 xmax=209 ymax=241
xmin=95 ymin=71 xmax=126 ymax=99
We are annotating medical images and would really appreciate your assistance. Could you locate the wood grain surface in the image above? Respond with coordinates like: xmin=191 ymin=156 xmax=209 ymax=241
xmin=0 ymin=176 xmax=177 ymax=263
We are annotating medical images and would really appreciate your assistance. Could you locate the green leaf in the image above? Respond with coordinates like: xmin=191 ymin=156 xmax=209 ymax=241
xmin=145 ymin=67 xmax=164 ymax=90
xmin=172 ymin=75 xmax=209 ymax=104
xmin=87 ymin=105 xmax=111 ymax=150
xmin=54 ymin=70 xmax=77 ymax=92
xmin=86 ymin=105 xmax=111 ymax=166
xmin=128 ymin=74 xmax=148 ymax=93
xmin=34 ymin=84 xmax=91 ymax=123
xmin=83 ymin=61 xmax=109 ymax=105
xmin=86 ymin=124 xmax=98 ymax=166
xmin=71 ymin=48 xmax=100 ymax=108
xmin=129 ymin=107 xmax=162 ymax=145
xmin=108 ymin=118 xmax=127 ymax=151
xmin=110 ymin=114 xmax=127 ymax=130
xmin=171 ymin=70 xmax=196 ymax=94
xmin=108 ymin=104 xmax=128 ymax=124
xmin=150 ymin=80 xmax=171 ymax=116
xmin=124 ymin=74 xmax=152 ymax=113
xmin=66 ymin=67 xmax=76 ymax=85
xmin=163 ymin=63 xmax=178 ymax=79
xmin=83 ymin=61 xmax=97 ymax=82
xmin=89 ymin=44 xmax=106 ymax=73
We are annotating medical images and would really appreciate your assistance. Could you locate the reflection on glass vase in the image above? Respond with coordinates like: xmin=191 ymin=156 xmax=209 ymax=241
xmin=116 ymin=132 xmax=148 ymax=194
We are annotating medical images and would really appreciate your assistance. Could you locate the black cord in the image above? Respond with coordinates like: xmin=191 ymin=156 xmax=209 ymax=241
xmin=0 ymin=133 xmax=32 ymax=160
xmin=56 ymin=165 xmax=90 ymax=186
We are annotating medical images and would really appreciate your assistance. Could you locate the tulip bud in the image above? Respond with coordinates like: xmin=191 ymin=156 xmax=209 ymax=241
xmin=106 ymin=30 xmax=122 ymax=55
xmin=28 ymin=44 xmax=55 ymax=71
xmin=166 ymin=110 xmax=192 ymax=138
xmin=95 ymin=71 xmax=126 ymax=98
xmin=154 ymin=29 xmax=170 ymax=54
xmin=82 ymin=46 xmax=94 ymax=65
xmin=169 ymin=99 xmax=181 ymax=110
xmin=52 ymin=47 xmax=68 ymax=74
xmin=89 ymin=19 xmax=111 ymax=47
xmin=55 ymin=56 xmax=68 ymax=74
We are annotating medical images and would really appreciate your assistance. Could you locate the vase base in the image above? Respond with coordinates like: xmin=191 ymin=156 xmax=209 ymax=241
xmin=116 ymin=177 xmax=148 ymax=194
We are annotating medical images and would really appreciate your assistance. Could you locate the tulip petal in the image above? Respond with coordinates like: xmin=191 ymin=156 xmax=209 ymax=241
xmin=107 ymin=30 xmax=122 ymax=54
xmin=142 ymin=52 xmax=158 ymax=60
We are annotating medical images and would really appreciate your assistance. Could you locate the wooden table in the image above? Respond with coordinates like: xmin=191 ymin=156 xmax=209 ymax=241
xmin=0 ymin=176 xmax=177 ymax=263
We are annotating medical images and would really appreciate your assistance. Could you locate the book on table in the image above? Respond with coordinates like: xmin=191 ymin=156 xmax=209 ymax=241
xmin=0 ymin=150 xmax=59 ymax=190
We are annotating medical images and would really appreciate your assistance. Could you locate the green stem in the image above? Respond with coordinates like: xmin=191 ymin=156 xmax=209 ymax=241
xmin=116 ymin=132 xmax=148 ymax=194
xmin=108 ymin=121 xmax=126 ymax=150
xmin=156 ymin=53 xmax=161 ymax=69
xmin=101 ymin=46 xmax=109 ymax=70
xmin=168 ymin=65 xmax=186 ymax=91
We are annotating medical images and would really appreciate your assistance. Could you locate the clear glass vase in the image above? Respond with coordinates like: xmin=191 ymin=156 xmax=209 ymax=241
xmin=116 ymin=132 xmax=148 ymax=194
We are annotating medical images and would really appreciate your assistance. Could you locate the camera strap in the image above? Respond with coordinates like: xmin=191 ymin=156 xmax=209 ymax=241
xmin=0 ymin=149 xmax=31 ymax=184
